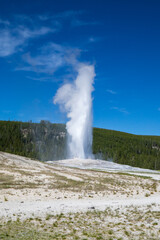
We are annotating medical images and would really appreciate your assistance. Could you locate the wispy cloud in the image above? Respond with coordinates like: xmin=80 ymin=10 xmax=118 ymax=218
xmin=71 ymin=19 xmax=99 ymax=27
xmin=158 ymin=108 xmax=160 ymax=111
xmin=0 ymin=12 xmax=97 ymax=83
xmin=0 ymin=29 xmax=22 ymax=57
xmin=21 ymin=47 xmax=64 ymax=74
xmin=26 ymin=75 xmax=69 ymax=82
xmin=0 ymin=17 xmax=54 ymax=57
xmin=54 ymin=10 xmax=84 ymax=19
xmin=18 ymin=26 xmax=53 ymax=39
xmin=38 ymin=11 xmax=99 ymax=28
xmin=0 ymin=19 xmax=10 ymax=25
xmin=0 ymin=11 xmax=99 ymax=59
xmin=107 ymin=89 xmax=117 ymax=95
xmin=18 ymin=43 xmax=81 ymax=75
xmin=88 ymin=36 xmax=102 ymax=43
xmin=111 ymin=106 xmax=129 ymax=114
xmin=26 ymin=76 xmax=53 ymax=82
xmin=37 ymin=10 xmax=84 ymax=23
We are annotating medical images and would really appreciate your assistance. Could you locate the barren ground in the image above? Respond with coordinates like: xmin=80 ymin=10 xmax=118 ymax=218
xmin=0 ymin=151 xmax=160 ymax=239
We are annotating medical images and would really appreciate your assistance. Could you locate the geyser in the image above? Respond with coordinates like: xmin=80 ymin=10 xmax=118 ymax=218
xmin=54 ymin=64 xmax=95 ymax=159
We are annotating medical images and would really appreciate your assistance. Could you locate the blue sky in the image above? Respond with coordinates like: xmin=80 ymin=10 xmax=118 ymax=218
xmin=0 ymin=0 xmax=160 ymax=135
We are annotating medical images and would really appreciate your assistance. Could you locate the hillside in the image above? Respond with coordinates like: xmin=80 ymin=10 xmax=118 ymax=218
xmin=93 ymin=128 xmax=160 ymax=170
xmin=0 ymin=120 xmax=160 ymax=170
xmin=0 ymin=120 xmax=67 ymax=161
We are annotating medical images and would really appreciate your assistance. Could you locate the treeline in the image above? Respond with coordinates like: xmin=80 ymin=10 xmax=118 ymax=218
xmin=0 ymin=120 xmax=67 ymax=161
xmin=0 ymin=120 xmax=160 ymax=170
xmin=93 ymin=128 xmax=160 ymax=170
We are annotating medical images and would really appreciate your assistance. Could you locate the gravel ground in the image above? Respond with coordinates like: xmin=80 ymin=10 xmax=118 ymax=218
xmin=0 ymin=151 xmax=160 ymax=239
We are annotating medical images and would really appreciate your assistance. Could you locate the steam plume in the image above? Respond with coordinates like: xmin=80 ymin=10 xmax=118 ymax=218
xmin=54 ymin=64 xmax=95 ymax=159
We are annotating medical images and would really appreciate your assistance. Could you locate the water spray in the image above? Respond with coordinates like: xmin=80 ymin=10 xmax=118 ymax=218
xmin=54 ymin=64 xmax=95 ymax=159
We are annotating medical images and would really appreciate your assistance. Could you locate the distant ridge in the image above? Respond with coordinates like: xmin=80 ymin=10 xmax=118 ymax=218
xmin=0 ymin=120 xmax=160 ymax=170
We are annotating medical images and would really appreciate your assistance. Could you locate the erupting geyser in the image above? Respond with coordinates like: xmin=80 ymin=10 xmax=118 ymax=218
xmin=54 ymin=64 xmax=95 ymax=159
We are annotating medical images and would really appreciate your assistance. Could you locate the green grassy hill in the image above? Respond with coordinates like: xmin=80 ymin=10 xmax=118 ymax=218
xmin=0 ymin=120 xmax=160 ymax=170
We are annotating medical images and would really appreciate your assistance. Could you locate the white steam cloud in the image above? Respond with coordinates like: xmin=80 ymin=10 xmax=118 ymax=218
xmin=54 ymin=64 xmax=95 ymax=159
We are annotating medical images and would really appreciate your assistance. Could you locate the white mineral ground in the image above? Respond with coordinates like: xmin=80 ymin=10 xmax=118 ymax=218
xmin=0 ymin=151 xmax=160 ymax=221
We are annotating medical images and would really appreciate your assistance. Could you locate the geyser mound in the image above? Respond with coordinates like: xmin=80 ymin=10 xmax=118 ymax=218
xmin=54 ymin=64 xmax=95 ymax=159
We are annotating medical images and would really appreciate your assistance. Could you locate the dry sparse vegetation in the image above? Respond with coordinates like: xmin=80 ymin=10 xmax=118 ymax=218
xmin=0 ymin=206 xmax=160 ymax=239
xmin=0 ymin=152 xmax=160 ymax=239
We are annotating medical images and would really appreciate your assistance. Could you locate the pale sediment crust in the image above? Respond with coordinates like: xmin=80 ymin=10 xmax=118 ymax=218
xmin=0 ymin=151 xmax=160 ymax=221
